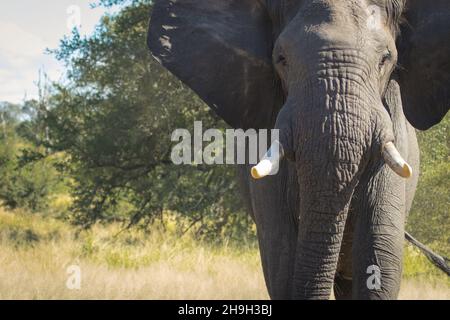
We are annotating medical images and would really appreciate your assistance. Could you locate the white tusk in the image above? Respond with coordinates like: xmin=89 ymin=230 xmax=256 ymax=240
xmin=251 ymin=140 xmax=284 ymax=179
xmin=382 ymin=142 xmax=413 ymax=178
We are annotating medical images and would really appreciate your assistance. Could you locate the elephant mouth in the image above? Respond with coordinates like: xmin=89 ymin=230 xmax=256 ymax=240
xmin=252 ymin=130 xmax=412 ymax=180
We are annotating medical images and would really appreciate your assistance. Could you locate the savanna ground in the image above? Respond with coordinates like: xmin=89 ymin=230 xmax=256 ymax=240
xmin=0 ymin=208 xmax=448 ymax=300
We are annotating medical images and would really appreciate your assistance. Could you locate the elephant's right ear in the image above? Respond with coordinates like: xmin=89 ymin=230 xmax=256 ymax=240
xmin=397 ymin=0 xmax=450 ymax=130
xmin=147 ymin=0 xmax=282 ymax=129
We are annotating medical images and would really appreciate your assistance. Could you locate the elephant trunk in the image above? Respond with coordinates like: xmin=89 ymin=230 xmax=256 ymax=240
xmin=291 ymin=98 xmax=365 ymax=299
xmin=292 ymin=77 xmax=405 ymax=299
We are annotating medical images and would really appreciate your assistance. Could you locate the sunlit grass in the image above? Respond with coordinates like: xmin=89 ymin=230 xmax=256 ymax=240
xmin=0 ymin=208 xmax=448 ymax=300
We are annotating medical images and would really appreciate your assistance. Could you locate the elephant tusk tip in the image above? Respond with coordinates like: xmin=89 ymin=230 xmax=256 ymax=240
xmin=251 ymin=167 xmax=262 ymax=179
xmin=401 ymin=163 xmax=413 ymax=179
xmin=251 ymin=141 xmax=284 ymax=180
xmin=382 ymin=142 xmax=413 ymax=179
xmin=251 ymin=159 xmax=273 ymax=180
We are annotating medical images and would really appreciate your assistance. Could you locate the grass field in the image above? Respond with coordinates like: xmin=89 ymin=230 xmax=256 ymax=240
xmin=0 ymin=208 xmax=448 ymax=300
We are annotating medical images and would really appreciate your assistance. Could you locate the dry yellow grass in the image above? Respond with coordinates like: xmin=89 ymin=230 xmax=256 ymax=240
xmin=0 ymin=209 xmax=448 ymax=300
xmin=0 ymin=243 xmax=267 ymax=300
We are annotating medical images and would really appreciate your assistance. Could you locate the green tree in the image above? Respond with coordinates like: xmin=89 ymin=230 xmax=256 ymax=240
xmin=408 ymin=114 xmax=450 ymax=254
xmin=0 ymin=101 xmax=61 ymax=211
xmin=44 ymin=0 xmax=253 ymax=242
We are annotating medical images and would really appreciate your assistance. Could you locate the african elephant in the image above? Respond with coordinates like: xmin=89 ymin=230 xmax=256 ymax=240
xmin=147 ymin=0 xmax=449 ymax=299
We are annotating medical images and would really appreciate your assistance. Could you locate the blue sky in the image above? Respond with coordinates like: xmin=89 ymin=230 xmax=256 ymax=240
xmin=0 ymin=1 xmax=107 ymax=103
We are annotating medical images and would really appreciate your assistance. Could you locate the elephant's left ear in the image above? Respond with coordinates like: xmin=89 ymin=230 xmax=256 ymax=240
xmin=397 ymin=0 xmax=450 ymax=130
xmin=147 ymin=0 xmax=281 ymax=129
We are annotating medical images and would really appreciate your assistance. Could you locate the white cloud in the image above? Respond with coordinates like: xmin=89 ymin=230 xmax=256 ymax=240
xmin=0 ymin=21 xmax=61 ymax=103
xmin=0 ymin=21 xmax=47 ymax=58
xmin=0 ymin=1 xmax=106 ymax=104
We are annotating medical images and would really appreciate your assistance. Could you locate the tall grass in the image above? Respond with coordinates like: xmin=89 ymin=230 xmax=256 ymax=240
xmin=0 ymin=208 xmax=448 ymax=300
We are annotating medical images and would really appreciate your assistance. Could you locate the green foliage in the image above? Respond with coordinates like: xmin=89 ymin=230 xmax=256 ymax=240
xmin=41 ymin=0 xmax=253 ymax=242
xmin=408 ymin=115 xmax=450 ymax=255
xmin=0 ymin=208 xmax=65 ymax=247
xmin=0 ymin=102 xmax=62 ymax=212
xmin=403 ymin=244 xmax=450 ymax=284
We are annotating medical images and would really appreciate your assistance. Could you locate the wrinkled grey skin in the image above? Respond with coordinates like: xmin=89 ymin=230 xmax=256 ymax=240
xmin=148 ymin=0 xmax=450 ymax=299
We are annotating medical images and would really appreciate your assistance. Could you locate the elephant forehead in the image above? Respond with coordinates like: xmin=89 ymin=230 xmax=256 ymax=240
xmin=264 ymin=0 xmax=404 ymax=35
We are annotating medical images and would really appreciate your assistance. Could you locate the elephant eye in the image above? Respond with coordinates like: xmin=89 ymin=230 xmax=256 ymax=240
xmin=276 ymin=54 xmax=288 ymax=67
xmin=379 ymin=50 xmax=392 ymax=69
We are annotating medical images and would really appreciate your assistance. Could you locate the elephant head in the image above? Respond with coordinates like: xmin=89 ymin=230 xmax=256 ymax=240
xmin=148 ymin=0 xmax=449 ymax=298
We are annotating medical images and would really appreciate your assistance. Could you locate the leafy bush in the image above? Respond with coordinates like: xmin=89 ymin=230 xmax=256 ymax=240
xmin=408 ymin=115 xmax=449 ymax=255
xmin=0 ymin=108 xmax=62 ymax=212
